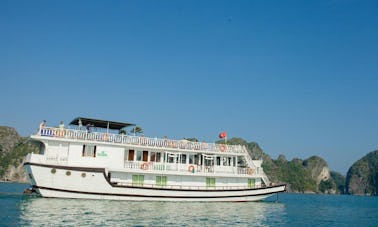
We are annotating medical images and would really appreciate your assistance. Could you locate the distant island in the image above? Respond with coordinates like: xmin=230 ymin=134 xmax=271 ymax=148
xmin=0 ymin=126 xmax=376 ymax=195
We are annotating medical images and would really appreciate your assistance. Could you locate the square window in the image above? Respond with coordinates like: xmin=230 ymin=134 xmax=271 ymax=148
xmin=248 ymin=179 xmax=255 ymax=188
xmin=82 ymin=145 xmax=96 ymax=157
xmin=132 ymin=175 xmax=144 ymax=186
xmin=156 ymin=176 xmax=167 ymax=187
xmin=206 ymin=178 xmax=216 ymax=188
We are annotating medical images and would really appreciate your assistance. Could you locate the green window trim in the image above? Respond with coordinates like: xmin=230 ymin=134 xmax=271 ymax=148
xmin=248 ymin=178 xmax=255 ymax=188
xmin=206 ymin=178 xmax=216 ymax=188
xmin=132 ymin=175 xmax=144 ymax=186
xmin=156 ymin=176 xmax=167 ymax=187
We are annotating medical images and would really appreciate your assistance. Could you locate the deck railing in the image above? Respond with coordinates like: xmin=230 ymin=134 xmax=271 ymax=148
xmin=123 ymin=161 xmax=257 ymax=176
xmin=37 ymin=127 xmax=247 ymax=154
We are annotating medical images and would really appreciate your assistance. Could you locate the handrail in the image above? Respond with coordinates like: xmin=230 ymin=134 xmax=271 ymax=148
xmin=242 ymin=146 xmax=270 ymax=185
xmin=36 ymin=127 xmax=248 ymax=154
xmin=112 ymin=181 xmax=265 ymax=190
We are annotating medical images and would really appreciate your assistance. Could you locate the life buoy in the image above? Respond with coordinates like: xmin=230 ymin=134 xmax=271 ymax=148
xmin=169 ymin=141 xmax=174 ymax=148
xmin=188 ymin=165 xmax=195 ymax=173
xmin=102 ymin=134 xmax=108 ymax=141
xmin=248 ymin=168 xmax=254 ymax=175
xmin=220 ymin=144 xmax=226 ymax=152
xmin=141 ymin=163 xmax=149 ymax=170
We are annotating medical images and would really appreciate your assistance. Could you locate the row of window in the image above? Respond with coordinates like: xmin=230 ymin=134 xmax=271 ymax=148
xmin=126 ymin=149 xmax=237 ymax=167
xmin=131 ymin=175 xmax=256 ymax=188
xmin=82 ymin=146 xmax=237 ymax=167
xmin=132 ymin=175 xmax=168 ymax=187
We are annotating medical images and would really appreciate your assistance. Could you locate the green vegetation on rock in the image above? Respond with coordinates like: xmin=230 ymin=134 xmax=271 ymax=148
xmin=330 ymin=171 xmax=346 ymax=194
xmin=0 ymin=126 xmax=38 ymax=182
xmin=346 ymin=150 xmax=378 ymax=195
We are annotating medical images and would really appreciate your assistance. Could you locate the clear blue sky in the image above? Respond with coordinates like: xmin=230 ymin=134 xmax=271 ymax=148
xmin=1 ymin=0 xmax=377 ymax=174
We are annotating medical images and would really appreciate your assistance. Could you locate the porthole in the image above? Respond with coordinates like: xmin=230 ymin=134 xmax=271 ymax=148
xmin=51 ymin=168 xmax=56 ymax=174
xmin=81 ymin=173 xmax=86 ymax=178
xmin=66 ymin=171 xmax=71 ymax=176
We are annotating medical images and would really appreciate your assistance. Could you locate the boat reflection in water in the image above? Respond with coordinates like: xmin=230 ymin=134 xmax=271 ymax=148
xmin=19 ymin=197 xmax=286 ymax=226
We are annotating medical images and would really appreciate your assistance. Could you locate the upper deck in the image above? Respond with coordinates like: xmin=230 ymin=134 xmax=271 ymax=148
xmin=36 ymin=127 xmax=248 ymax=156
xmin=32 ymin=119 xmax=271 ymax=185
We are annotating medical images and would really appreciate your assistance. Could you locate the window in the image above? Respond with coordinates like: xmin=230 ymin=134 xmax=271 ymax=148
xmin=82 ymin=145 xmax=96 ymax=157
xmin=167 ymin=153 xmax=177 ymax=163
xmin=142 ymin=151 xmax=148 ymax=162
xmin=206 ymin=178 xmax=216 ymax=188
xmin=150 ymin=152 xmax=156 ymax=162
xmin=248 ymin=179 xmax=255 ymax=188
xmin=181 ymin=154 xmax=187 ymax=164
xmin=156 ymin=152 xmax=161 ymax=162
xmin=128 ymin=150 xmax=134 ymax=161
xmin=216 ymin=157 xmax=221 ymax=166
xmin=156 ymin=176 xmax=167 ymax=187
xmin=189 ymin=154 xmax=194 ymax=164
xmin=132 ymin=175 xmax=144 ymax=186
xmin=136 ymin=151 xmax=142 ymax=161
xmin=204 ymin=156 xmax=214 ymax=166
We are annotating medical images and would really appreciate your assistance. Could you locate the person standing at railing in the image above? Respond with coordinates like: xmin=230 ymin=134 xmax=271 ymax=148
xmin=78 ymin=118 xmax=83 ymax=130
xmin=39 ymin=120 xmax=46 ymax=135
xmin=86 ymin=123 xmax=92 ymax=133
xmin=59 ymin=121 xmax=65 ymax=129
xmin=58 ymin=121 xmax=65 ymax=137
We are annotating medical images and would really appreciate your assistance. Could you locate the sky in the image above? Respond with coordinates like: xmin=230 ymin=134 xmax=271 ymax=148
xmin=1 ymin=0 xmax=377 ymax=174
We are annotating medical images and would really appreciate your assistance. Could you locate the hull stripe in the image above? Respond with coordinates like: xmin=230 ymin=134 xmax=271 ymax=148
xmin=36 ymin=186 xmax=282 ymax=199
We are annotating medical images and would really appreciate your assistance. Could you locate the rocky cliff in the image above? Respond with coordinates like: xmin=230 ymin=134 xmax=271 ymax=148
xmin=0 ymin=126 xmax=37 ymax=182
xmin=218 ymin=138 xmax=339 ymax=193
xmin=346 ymin=150 xmax=378 ymax=195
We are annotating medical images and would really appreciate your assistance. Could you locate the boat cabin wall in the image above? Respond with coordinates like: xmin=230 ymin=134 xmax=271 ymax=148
xmin=67 ymin=143 xmax=124 ymax=168
xmin=43 ymin=141 xmax=124 ymax=169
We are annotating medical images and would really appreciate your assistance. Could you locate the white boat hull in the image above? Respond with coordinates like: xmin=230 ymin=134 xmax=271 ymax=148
xmin=24 ymin=162 xmax=286 ymax=202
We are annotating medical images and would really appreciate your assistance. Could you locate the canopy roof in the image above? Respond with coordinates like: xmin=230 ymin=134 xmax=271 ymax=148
xmin=69 ymin=117 xmax=135 ymax=130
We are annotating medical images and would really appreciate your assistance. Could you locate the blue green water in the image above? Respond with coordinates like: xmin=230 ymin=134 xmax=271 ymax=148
xmin=1 ymin=183 xmax=377 ymax=226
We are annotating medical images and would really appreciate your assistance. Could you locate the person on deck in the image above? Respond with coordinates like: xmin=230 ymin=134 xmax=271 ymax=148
xmin=78 ymin=118 xmax=83 ymax=130
xmin=86 ymin=123 xmax=92 ymax=133
xmin=39 ymin=120 xmax=46 ymax=134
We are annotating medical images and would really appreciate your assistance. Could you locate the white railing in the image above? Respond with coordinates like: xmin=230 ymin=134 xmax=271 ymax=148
xmin=123 ymin=161 xmax=256 ymax=176
xmin=112 ymin=181 xmax=265 ymax=190
xmin=241 ymin=146 xmax=270 ymax=185
xmin=37 ymin=127 xmax=247 ymax=154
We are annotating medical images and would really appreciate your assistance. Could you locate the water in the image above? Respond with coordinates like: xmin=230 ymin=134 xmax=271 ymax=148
xmin=1 ymin=183 xmax=377 ymax=226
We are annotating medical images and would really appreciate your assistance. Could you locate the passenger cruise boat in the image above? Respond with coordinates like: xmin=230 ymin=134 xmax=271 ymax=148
xmin=24 ymin=117 xmax=286 ymax=201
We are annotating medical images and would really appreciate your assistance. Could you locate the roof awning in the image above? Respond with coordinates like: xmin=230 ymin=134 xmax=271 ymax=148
xmin=69 ymin=117 xmax=136 ymax=130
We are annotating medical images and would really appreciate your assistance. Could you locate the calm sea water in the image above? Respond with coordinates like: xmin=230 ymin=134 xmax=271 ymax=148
xmin=1 ymin=183 xmax=377 ymax=226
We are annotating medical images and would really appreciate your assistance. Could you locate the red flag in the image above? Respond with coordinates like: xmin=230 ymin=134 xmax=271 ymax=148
xmin=219 ymin=131 xmax=226 ymax=139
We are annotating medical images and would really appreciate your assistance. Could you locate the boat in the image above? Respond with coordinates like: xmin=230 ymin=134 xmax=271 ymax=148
xmin=23 ymin=117 xmax=286 ymax=201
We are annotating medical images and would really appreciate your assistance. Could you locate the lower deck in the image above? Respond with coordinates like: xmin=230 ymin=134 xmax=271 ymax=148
xmin=24 ymin=162 xmax=286 ymax=201
xmin=109 ymin=170 xmax=262 ymax=190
